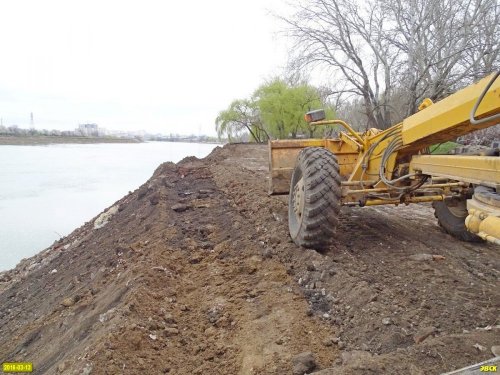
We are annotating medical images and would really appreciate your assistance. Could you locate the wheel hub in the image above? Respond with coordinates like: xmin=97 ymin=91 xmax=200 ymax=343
xmin=293 ymin=177 xmax=305 ymax=219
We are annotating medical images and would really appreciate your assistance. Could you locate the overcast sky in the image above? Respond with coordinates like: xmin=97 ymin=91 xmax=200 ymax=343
xmin=0 ymin=0 xmax=290 ymax=135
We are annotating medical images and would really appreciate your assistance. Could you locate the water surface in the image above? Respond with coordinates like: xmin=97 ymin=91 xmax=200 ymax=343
xmin=0 ymin=142 xmax=218 ymax=271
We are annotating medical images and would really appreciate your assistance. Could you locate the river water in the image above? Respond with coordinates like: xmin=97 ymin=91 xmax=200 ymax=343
xmin=0 ymin=142 xmax=219 ymax=271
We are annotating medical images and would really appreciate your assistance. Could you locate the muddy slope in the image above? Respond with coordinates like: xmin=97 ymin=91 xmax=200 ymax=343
xmin=0 ymin=144 xmax=498 ymax=375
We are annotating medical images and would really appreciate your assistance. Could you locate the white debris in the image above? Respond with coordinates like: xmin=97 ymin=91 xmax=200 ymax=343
xmin=473 ymin=343 xmax=487 ymax=351
xmin=28 ymin=262 xmax=40 ymax=270
xmin=94 ymin=205 xmax=119 ymax=229
xmin=475 ymin=325 xmax=500 ymax=331
xmin=81 ymin=364 xmax=93 ymax=375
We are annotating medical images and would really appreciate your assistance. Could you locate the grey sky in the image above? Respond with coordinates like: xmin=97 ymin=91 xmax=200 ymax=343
xmin=0 ymin=0 xmax=289 ymax=135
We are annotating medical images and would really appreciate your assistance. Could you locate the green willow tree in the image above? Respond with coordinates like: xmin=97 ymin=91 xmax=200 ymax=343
xmin=254 ymin=79 xmax=329 ymax=139
xmin=215 ymin=79 xmax=334 ymax=141
xmin=215 ymin=99 xmax=269 ymax=142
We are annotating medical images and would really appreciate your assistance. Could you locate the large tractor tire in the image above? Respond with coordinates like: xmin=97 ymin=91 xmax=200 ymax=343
xmin=288 ymin=147 xmax=341 ymax=249
xmin=432 ymin=197 xmax=481 ymax=242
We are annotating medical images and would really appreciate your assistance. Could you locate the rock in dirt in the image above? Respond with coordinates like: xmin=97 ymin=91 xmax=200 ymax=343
xmin=149 ymin=193 xmax=160 ymax=205
xmin=189 ymin=255 xmax=203 ymax=264
xmin=491 ymin=345 xmax=500 ymax=356
xmin=60 ymin=296 xmax=77 ymax=307
xmin=171 ymin=203 xmax=189 ymax=212
xmin=341 ymin=350 xmax=373 ymax=365
xmin=200 ymin=241 xmax=213 ymax=250
xmin=410 ymin=253 xmax=433 ymax=261
xmin=292 ymin=352 xmax=317 ymax=375
xmin=81 ymin=364 xmax=93 ymax=375
xmin=268 ymin=234 xmax=281 ymax=246
xmin=137 ymin=187 xmax=148 ymax=199
xmin=414 ymin=326 xmax=436 ymax=343
xmin=382 ymin=317 xmax=392 ymax=325
xmin=262 ymin=248 xmax=273 ymax=259
xmin=409 ymin=253 xmax=446 ymax=261
xmin=309 ymin=370 xmax=336 ymax=375
xmin=322 ymin=337 xmax=333 ymax=347
xmin=163 ymin=313 xmax=176 ymax=324
xmin=473 ymin=343 xmax=487 ymax=351
xmin=56 ymin=362 xmax=66 ymax=373
xmin=204 ymin=326 xmax=217 ymax=337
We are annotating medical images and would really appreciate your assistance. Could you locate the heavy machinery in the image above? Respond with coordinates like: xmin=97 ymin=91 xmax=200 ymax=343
xmin=269 ymin=72 xmax=500 ymax=249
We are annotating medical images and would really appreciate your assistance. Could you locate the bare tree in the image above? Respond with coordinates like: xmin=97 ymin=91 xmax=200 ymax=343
xmin=460 ymin=0 xmax=500 ymax=81
xmin=386 ymin=0 xmax=500 ymax=115
xmin=282 ymin=0 xmax=398 ymax=129
xmin=282 ymin=0 xmax=499 ymax=128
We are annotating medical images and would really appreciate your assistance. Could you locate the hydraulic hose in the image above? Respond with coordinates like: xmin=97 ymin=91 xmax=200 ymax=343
xmin=470 ymin=70 xmax=500 ymax=125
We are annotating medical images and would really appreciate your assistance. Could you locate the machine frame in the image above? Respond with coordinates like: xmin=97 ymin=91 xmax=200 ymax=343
xmin=269 ymin=73 xmax=500 ymax=247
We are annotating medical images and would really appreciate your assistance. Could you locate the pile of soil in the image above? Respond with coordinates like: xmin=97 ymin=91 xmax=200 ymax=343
xmin=0 ymin=144 xmax=498 ymax=374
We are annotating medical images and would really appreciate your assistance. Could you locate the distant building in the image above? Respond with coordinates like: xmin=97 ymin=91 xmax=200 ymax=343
xmin=78 ymin=123 xmax=99 ymax=137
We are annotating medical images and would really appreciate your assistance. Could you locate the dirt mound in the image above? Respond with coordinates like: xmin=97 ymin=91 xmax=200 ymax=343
xmin=0 ymin=143 xmax=499 ymax=374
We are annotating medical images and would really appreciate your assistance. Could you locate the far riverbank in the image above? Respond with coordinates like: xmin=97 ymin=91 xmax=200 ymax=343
xmin=0 ymin=136 xmax=142 ymax=145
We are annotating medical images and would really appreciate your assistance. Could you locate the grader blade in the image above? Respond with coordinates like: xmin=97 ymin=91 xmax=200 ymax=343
xmin=268 ymin=139 xmax=360 ymax=195
xmin=268 ymin=139 xmax=326 ymax=195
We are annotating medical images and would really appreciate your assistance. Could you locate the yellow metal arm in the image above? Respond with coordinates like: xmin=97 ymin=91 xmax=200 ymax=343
xmin=401 ymin=73 xmax=500 ymax=149
xmin=309 ymin=119 xmax=366 ymax=150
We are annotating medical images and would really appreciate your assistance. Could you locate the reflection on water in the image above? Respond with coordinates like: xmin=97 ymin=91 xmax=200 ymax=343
xmin=0 ymin=142 xmax=218 ymax=271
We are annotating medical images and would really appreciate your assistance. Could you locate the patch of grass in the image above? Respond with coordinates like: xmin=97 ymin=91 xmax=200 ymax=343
xmin=430 ymin=141 xmax=459 ymax=154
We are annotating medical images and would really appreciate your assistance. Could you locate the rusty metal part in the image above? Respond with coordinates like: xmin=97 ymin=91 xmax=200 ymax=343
xmin=362 ymin=195 xmax=445 ymax=206
xmin=343 ymin=194 xmax=445 ymax=207
xmin=268 ymin=139 xmax=358 ymax=194
xmin=308 ymin=119 xmax=366 ymax=149
xmin=343 ymin=182 xmax=464 ymax=196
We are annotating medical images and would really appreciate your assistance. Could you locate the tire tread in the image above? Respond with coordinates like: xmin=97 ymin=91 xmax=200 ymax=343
xmin=289 ymin=147 xmax=341 ymax=249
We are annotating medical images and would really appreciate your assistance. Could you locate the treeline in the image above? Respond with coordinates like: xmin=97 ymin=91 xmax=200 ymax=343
xmin=151 ymin=134 xmax=220 ymax=143
xmin=0 ymin=125 xmax=86 ymax=137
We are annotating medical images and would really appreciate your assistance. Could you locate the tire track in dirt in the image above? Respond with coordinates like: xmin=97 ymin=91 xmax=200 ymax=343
xmin=210 ymin=144 xmax=500 ymax=374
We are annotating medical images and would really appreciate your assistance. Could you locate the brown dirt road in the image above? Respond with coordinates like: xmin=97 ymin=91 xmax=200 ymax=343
xmin=0 ymin=144 xmax=499 ymax=374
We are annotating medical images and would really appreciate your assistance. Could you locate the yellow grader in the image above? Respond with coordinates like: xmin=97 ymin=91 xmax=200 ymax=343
xmin=269 ymin=72 xmax=500 ymax=249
